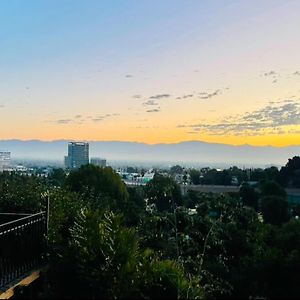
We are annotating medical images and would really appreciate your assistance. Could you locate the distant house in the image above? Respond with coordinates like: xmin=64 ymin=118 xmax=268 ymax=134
xmin=231 ymin=176 xmax=239 ymax=186
xmin=142 ymin=171 xmax=155 ymax=183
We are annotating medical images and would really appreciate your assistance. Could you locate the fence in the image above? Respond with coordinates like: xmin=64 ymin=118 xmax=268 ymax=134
xmin=0 ymin=212 xmax=47 ymax=289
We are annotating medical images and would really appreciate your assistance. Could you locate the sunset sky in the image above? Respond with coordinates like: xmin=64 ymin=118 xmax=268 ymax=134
xmin=0 ymin=0 xmax=299 ymax=146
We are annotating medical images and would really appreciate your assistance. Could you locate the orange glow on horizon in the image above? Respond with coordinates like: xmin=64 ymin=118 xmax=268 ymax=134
xmin=3 ymin=123 xmax=299 ymax=147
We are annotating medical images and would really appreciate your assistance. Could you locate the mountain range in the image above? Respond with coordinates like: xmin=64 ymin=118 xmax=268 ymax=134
xmin=0 ymin=139 xmax=299 ymax=168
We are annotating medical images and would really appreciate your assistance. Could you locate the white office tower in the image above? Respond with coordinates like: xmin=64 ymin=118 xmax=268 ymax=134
xmin=0 ymin=151 xmax=11 ymax=172
xmin=65 ymin=142 xmax=89 ymax=169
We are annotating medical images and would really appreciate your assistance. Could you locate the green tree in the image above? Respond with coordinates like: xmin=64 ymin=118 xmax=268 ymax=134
xmin=48 ymin=168 xmax=66 ymax=187
xmin=0 ymin=173 xmax=44 ymax=213
xmin=228 ymin=166 xmax=248 ymax=184
xmin=249 ymin=168 xmax=266 ymax=182
xmin=183 ymin=190 xmax=201 ymax=208
xmin=146 ymin=174 xmax=182 ymax=212
xmin=279 ymin=156 xmax=300 ymax=187
xmin=126 ymin=166 xmax=137 ymax=173
xmin=126 ymin=186 xmax=146 ymax=226
xmin=260 ymin=180 xmax=286 ymax=198
xmin=140 ymin=191 xmax=264 ymax=298
xmin=47 ymin=208 xmax=204 ymax=299
xmin=189 ymin=169 xmax=201 ymax=185
xmin=170 ymin=165 xmax=184 ymax=175
xmin=47 ymin=188 xmax=85 ymax=247
xmin=215 ymin=170 xmax=231 ymax=185
xmin=199 ymin=168 xmax=233 ymax=185
xmin=264 ymin=166 xmax=279 ymax=182
xmin=260 ymin=195 xmax=289 ymax=226
xmin=249 ymin=220 xmax=300 ymax=299
xmin=239 ymin=184 xmax=259 ymax=210
xmin=65 ymin=164 xmax=129 ymax=212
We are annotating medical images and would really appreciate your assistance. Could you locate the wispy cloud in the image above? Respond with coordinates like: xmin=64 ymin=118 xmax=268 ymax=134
xmin=264 ymin=71 xmax=276 ymax=77
xmin=261 ymin=70 xmax=300 ymax=82
xmin=51 ymin=112 xmax=120 ymax=125
xmin=149 ymin=94 xmax=170 ymax=99
xmin=91 ymin=113 xmax=113 ymax=122
xmin=178 ymin=99 xmax=300 ymax=136
xmin=176 ymin=88 xmax=226 ymax=100
xmin=198 ymin=89 xmax=221 ymax=99
xmin=125 ymin=74 xmax=133 ymax=78
xmin=56 ymin=119 xmax=74 ymax=124
xmin=92 ymin=117 xmax=105 ymax=122
xmin=132 ymin=95 xmax=142 ymax=99
xmin=146 ymin=108 xmax=161 ymax=113
xmin=146 ymin=87 xmax=226 ymax=102
xmin=177 ymin=94 xmax=194 ymax=100
xmin=143 ymin=100 xmax=159 ymax=106
xmin=91 ymin=113 xmax=120 ymax=122
xmin=262 ymin=70 xmax=279 ymax=84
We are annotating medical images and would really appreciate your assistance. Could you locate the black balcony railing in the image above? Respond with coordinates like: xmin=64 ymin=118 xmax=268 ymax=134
xmin=0 ymin=211 xmax=47 ymax=289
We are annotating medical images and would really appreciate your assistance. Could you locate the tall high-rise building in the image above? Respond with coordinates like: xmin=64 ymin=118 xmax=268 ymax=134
xmin=0 ymin=151 xmax=11 ymax=172
xmin=64 ymin=142 xmax=89 ymax=169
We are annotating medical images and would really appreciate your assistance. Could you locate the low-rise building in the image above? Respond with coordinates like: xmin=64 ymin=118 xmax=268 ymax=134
xmin=90 ymin=157 xmax=107 ymax=167
xmin=0 ymin=151 xmax=11 ymax=172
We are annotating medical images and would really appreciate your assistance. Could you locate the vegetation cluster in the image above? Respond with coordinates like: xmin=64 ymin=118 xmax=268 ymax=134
xmin=0 ymin=157 xmax=300 ymax=299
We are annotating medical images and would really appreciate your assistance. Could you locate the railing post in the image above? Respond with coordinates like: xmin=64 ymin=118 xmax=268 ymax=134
xmin=45 ymin=192 xmax=50 ymax=236
xmin=41 ymin=190 xmax=50 ymax=236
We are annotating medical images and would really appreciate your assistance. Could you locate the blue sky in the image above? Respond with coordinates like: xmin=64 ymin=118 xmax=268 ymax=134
xmin=0 ymin=0 xmax=299 ymax=145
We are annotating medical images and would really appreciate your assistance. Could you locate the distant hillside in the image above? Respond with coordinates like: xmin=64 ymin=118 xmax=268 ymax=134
xmin=0 ymin=139 xmax=299 ymax=167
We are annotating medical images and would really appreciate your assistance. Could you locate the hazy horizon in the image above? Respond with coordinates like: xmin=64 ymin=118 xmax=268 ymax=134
xmin=11 ymin=157 xmax=277 ymax=170
xmin=1 ymin=139 xmax=299 ymax=168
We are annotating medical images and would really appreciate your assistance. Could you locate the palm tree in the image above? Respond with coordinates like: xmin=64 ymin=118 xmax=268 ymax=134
xmin=68 ymin=208 xmax=204 ymax=299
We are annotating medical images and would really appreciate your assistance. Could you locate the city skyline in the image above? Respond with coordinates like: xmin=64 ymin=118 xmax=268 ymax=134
xmin=0 ymin=0 xmax=299 ymax=146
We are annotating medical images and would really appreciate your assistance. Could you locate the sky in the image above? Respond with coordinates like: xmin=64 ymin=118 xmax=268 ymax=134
xmin=0 ymin=0 xmax=299 ymax=146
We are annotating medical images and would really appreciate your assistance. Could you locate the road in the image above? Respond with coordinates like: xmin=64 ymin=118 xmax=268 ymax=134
xmin=184 ymin=184 xmax=240 ymax=194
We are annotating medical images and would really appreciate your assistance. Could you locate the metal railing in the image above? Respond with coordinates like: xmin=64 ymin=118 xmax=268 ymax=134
xmin=0 ymin=211 xmax=47 ymax=289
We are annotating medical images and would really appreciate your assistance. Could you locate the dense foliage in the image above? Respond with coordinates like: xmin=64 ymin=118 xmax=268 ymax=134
xmin=1 ymin=158 xmax=300 ymax=299
xmin=183 ymin=156 xmax=300 ymax=188
xmin=0 ymin=172 xmax=45 ymax=213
